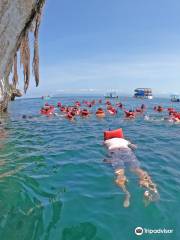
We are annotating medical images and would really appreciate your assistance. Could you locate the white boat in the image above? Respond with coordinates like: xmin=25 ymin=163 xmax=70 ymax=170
xmin=170 ymin=95 xmax=180 ymax=102
xmin=105 ymin=91 xmax=118 ymax=99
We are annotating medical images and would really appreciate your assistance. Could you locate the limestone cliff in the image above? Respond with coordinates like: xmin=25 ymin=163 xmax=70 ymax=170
xmin=0 ymin=0 xmax=45 ymax=111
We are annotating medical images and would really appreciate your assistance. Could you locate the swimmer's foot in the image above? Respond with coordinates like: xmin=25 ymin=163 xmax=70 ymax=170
xmin=114 ymin=168 xmax=131 ymax=207
xmin=123 ymin=192 xmax=131 ymax=208
xmin=139 ymin=174 xmax=159 ymax=201
xmin=144 ymin=189 xmax=160 ymax=202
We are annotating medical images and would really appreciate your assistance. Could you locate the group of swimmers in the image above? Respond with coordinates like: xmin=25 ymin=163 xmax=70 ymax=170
xmin=25 ymin=100 xmax=180 ymax=208
xmin=57 ymin=99 xmax=119 ymax=119
xmin=145 ymin=106 xmax=180 ymax=123
xmin=40 ymin=99 xmax=180 ymax=123
xmin=40 ymin=99 xmax=143 ymax=120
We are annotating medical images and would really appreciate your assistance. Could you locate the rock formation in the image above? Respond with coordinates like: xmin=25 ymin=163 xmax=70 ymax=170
xmin=0 ymin=0 xmax=45 ymax=111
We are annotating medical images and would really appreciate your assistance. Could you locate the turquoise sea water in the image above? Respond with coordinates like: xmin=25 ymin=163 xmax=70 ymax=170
xmin=0 ymin=96 xmax=180 ymax=240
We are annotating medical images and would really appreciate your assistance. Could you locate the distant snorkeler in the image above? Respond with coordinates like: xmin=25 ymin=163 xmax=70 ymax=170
xmin=103 ymin=129 xmax=159 ymax=208
xmin=144 ymin=114 xmax=179 ymax=123
xmin=22 ymin=115 xmax=34 ymax=119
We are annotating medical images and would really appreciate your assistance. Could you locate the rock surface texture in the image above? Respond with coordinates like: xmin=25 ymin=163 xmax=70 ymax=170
xmin=0 ymin=0 xmax=45 ymax=111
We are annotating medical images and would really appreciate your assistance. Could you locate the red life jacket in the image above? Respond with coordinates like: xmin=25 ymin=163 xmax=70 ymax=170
xmin=41 ymin=108 xmax=54 ymax=116
xmin=96 ymin=108 xmax=105 ymax=115
xmin=168 ymin=108 xmax=174 ymax=112
xmin=136 ymin=108 xmax=142 ymax=113
xmin=124 ymin=111 xmax=136 ymax=118
xmin=66 ymin=112 xmax=73 ymax=120
xmin=104 ymin=128 xmax=124 ymax=141
xmin=81 ymin=109 xmax=89 ymax=116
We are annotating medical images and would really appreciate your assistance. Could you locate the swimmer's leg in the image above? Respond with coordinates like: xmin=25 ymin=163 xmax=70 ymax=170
xmin=115 ymin=169 xmax=131 ymax=208
xmin=131 ymin=167 xmax=158 ymax=196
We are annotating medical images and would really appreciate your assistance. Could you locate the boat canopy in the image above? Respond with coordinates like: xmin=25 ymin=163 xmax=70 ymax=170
xmin=134 ymin=88 xmax=152 ymax=93
xmin=134 ymin=88 xmax=153 ymax=98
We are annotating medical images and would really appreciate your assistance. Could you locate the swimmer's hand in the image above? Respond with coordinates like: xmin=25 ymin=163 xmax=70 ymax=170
xmin=103 ymin=159 xmax=114 ymax=163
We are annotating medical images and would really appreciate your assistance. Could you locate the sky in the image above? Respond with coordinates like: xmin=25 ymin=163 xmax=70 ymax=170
xmin=25 ymin=0 xmax=180 ymax=97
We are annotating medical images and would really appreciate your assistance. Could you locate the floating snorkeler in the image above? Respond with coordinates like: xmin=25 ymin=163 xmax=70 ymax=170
xmin=103 ymin=129 xmax=159 ymax=208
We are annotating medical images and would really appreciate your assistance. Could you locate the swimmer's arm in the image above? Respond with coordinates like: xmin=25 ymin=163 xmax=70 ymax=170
xmin=127 ymin=141 xmax=137 ymax=150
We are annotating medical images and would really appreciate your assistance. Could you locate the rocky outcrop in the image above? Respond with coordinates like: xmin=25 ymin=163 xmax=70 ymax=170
xmin=0 ymin=0 xmax=45 ymax=111
xmin=9 ymin=84 xmax=22 ymax=101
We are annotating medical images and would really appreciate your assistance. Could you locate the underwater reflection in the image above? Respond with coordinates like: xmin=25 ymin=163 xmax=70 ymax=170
xmin=0 ymin=175 xmax=63 ymax=240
